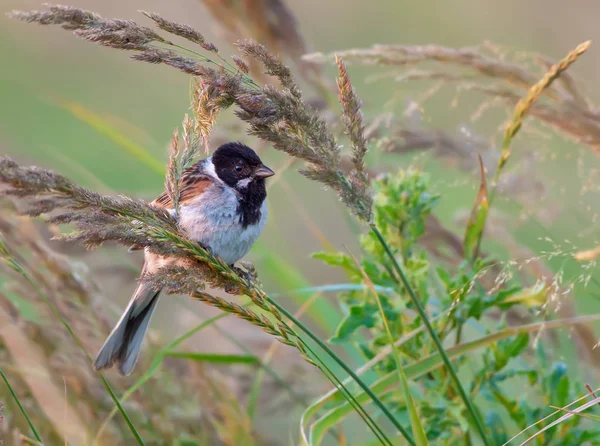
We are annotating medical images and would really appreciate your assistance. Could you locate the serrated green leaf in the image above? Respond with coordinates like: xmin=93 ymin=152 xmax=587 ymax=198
xmin=330 ymin=302 xmax=377 ymax=344
xmin=312 ymin=251 xmax=357 ymax=273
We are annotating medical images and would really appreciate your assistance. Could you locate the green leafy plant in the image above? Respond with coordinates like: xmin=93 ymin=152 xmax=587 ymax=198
xmin=312 ymin=168 xmax=600 ymax=443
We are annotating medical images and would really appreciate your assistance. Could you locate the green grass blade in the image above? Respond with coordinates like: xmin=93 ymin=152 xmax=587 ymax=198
xmin=304 ymin=314 xmax=600 ymax=443
xmin=350 ymin=250 xmax=424 ymax=444
xmin=264 ymin=295 xmax=412 ymax=446
xmin=165 ymin=352 xmax=259 ymax=364
xmin=369 ymin=224 xmax=489 ymax=445
xmin=260 ymin=252 xmax=340 ymax=331
xmin=297 ymin=336 xmax=392 ymax=446
xmin=0 ymin=369 xmax=43 ymax=443
xmin=464 ymin=154 xmax=489 ymax=263
xmin=519 ymin=396 xmax=600 ymax=446
xmin=208 ymin=306 xmax=312 ymax=422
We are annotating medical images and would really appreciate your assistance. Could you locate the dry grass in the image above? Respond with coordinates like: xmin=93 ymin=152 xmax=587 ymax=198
xmin=305 ymin=42 xmax=600 ymax=153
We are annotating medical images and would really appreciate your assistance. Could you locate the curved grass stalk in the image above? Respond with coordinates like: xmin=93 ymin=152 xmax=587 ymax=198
xmin=350 ymin=251 xmax=428 ymax=445
xmin=92 ymin=311 xmax=230 ymax=445
xmin=263 ymin=294 xmax=415 ymax=445
xmin=297 ymin=338 xmax=393 ymax=446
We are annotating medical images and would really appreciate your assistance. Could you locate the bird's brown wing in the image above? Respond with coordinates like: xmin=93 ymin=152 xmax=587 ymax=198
xmin=152 ymin=169 xmax=214 ymax=209
xmin=128 ymin=169 xmax=214 ymax=251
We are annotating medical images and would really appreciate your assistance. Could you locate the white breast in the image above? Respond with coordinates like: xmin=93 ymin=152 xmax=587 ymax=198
xmin=178 ymin=184 xmax=268 ymax=265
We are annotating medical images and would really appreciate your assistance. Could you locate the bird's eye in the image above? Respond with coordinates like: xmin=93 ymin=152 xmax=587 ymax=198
xmin=235 ymin=164 xmax=243 ymax=172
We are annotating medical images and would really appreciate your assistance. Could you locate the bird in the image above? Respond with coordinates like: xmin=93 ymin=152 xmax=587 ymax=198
xmin=93 ymin=142 xmax=274 ymax=375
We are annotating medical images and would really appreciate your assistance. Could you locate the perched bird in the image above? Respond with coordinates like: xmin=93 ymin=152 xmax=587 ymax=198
xmin=93 ymin=142 xmax=274 ymax=375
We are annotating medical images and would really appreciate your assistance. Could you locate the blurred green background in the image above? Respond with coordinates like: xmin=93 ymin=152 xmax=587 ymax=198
xmin=2 ymin=0 xmax=600 ymax=423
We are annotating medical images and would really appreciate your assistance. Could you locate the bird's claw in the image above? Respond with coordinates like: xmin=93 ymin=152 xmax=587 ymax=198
xmin=232 ymin=263 xmax=257 ymax=290
xmin=198 ymin=242 xmax=215 ymax=258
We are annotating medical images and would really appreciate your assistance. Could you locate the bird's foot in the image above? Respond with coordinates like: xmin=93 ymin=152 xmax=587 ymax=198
xmin=198 ymin=242 xmax=215 ymax=258
xmin=230 ymin=262 xmax=258 ymax=291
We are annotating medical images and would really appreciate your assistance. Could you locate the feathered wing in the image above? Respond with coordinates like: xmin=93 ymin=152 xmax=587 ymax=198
xmin=93 ymin=263 xmax=160 ymax=375
xmin=129 ymin=166 xmax=213 ymax=251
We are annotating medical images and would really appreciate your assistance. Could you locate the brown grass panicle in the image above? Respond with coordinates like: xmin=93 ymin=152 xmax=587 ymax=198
xmin=305 ymin=42 xmax=600 ymax=153
xmin=141 ymin=10 xmax=218 ymax=53
xmin=9 ymin=6 xmax=372 ymax=223
xmin=9 ymin=4 xmax=169 ymax=50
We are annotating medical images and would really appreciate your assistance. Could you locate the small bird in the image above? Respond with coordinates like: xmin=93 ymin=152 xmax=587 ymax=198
xmin=93 ymin=142 xmax=274 ymax=375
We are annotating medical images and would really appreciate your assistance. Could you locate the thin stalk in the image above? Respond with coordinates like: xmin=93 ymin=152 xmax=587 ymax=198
xmin=262 ymin=293 xmax=415 ymax=445
xmin=369 ymin=224 xmax=490 ymax=445
xmin=347 ymin=244 xmax=427 ymax=444
xmin=357 ymin=259 xmax=428 ymax=445
xmin=0 ymin=369 xmax=43 ymax=443
xmin=211 ymin=321 xmax=311 ymax=410
xmin=167 ymin=43 xmax=260 ymax=89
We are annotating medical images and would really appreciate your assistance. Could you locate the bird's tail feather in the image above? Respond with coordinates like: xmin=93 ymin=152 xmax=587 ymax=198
xmin=93 ymin=282 xmax=160 ymax=376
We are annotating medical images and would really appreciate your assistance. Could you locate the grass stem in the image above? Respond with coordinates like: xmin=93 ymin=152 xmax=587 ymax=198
xmin=0 ymin=369 xmax=43 ymax=443
xmin=262 ymin=293 xmax=416 ymax=445
xmin=369 ymin=224 xmax=490 ymax=445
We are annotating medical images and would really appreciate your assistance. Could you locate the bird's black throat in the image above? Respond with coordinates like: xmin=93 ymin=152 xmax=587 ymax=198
xmin=237 ymin=179 xmax=266 ymax=228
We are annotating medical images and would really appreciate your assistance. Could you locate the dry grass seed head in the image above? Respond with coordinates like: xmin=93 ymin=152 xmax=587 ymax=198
xmin=141 ymin=10 xmax=218 ymax=52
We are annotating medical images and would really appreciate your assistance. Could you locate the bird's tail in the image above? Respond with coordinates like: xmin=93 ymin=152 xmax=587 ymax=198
xmin=93 ymin=281 xmax=160 ymax=376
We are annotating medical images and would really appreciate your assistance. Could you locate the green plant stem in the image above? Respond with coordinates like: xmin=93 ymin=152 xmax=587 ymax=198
xmin=369 ymin=224 xmax=490 ymax=445
xmin=0 ymin=369 xmax=43 ymax=443
xmin=261 ymin=293 xmax=415 ymax=445
xmin=355 ymin=254 xmax=428 ymax=445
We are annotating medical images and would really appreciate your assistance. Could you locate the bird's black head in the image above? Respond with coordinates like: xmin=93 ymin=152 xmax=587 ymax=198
xmin=211 ymin=142 xmax=274 ymax=228
xmin=212 ymin=142 xmax=274 ymax=189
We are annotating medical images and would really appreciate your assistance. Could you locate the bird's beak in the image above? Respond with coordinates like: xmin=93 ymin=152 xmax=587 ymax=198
xmin=254 ymin=165 xmax=275 ymax=179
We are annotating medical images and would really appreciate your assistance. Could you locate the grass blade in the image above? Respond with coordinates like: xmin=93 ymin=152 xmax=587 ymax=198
xmin=464 ymin=154 xmax=489 ymax=263
xmin=56 ymin=99 xmax=164 ymax=175
xmin=246 ymin=290 xmax=321 ymax=421
xmin=518 ymin=396 xmax=600 ymax=445
xmin=164 ymin=352 xmax=259 ymax=364
xmin=93 ymin=311 xmax=230 ymax=445
xmin=264 ymin=294 xmax=412 ymax=445
xmin=369 ymin=224 xmax=489 ymax=444
xmin=0 ymin=369 xmax=43 ymax=443
xmin=349 ymin=249 xmax=424 ymax=445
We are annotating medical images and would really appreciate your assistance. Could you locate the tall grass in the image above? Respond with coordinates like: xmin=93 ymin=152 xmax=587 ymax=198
xmin=1 ymin=4 xmax=599 ymax=446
